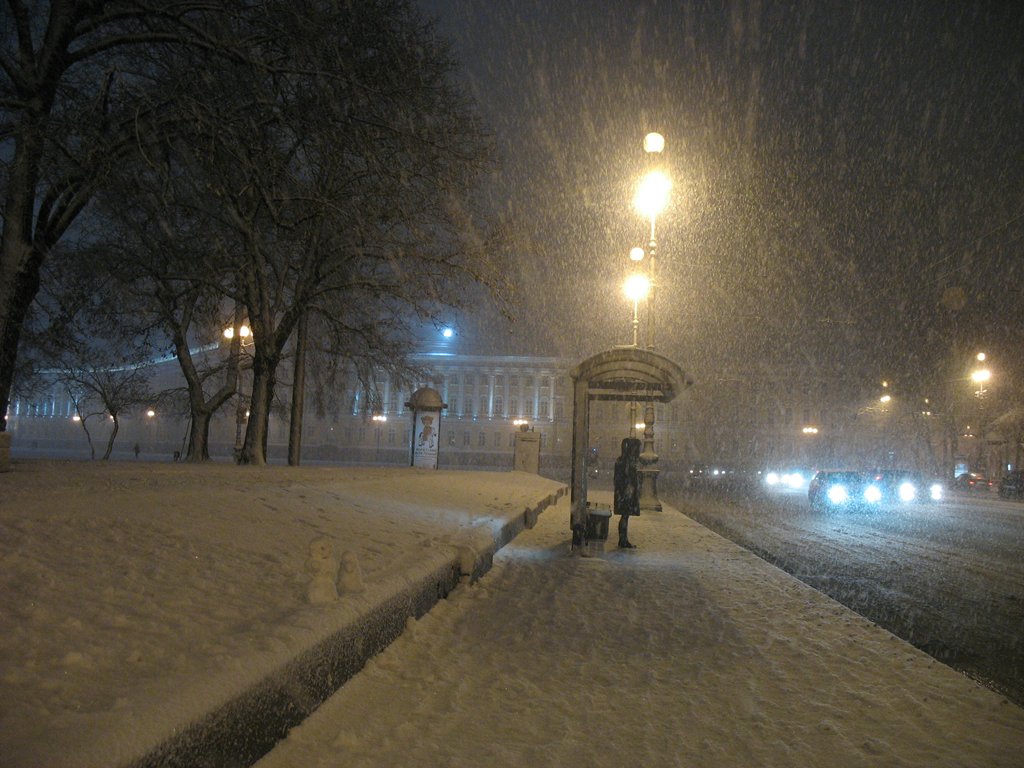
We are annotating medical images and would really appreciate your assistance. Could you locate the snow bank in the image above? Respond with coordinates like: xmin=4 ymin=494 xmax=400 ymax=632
xmin=0 ymin=461 xmax=565 ymax=767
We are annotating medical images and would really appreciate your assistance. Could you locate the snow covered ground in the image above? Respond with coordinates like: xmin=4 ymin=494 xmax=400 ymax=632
xmin=3 ymin=461 xmax=1023 ymax=767
xmin=259 ymin=492 xmax=1024 ymax=768
xmin=0 ymin=461 xmax=563 ymax=767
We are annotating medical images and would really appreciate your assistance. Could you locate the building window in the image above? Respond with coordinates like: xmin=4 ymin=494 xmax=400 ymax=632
xmin=358 ymin=427 xmax=366 ymax=443
xmin=494 ymin=395 xmax=504 ymax=416
xmin=555 ymin=400 xmax=564 ymax=419
xmin=478 ymin=431 xmax=486 ymax=447
xmin=510 ymin=375 xmax=519 ymax=387
xmin=525 ymin=376 xmax=534 ymax=388
xmin=463 ymin=431 xmax=471 ymax=446
xmin=539 ymin=399 xmax=549 ymax=418
xmin=450 ymin=397 xmax=458 ymax=416
xmin=448 ymin=431 xmax=456 ymax=446
xmin=525 ymin=399 xmax=533 ymax=415
xmin=480 ymin=396 xmax=488 ymax=417
xmin=510 ymin=398 xmax=518 ymax=416
xmin=387 ymin=429 xmax=396 ymax=445
xmin=508 ymin=433 xmax=516 ymax=447
xmin=494 ymin=432 xmax=502 ymax=447
xmin=494 ymin=375 xmax=504 ymax=387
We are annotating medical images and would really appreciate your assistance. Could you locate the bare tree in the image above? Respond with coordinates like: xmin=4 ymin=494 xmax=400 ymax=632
xmin=159 ymin=0 xmax=507 ymax=465
xmin=58 ymin=362 xmax=152 ymax=460
xmin=0 ymin=1 xmax=262 ymax=434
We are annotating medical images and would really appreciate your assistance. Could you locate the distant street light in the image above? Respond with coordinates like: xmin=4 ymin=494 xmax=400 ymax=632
xmin=642 ymin=131 xmax=665 ymax=154
xmin=223 ymin=324 xmax=252 ymax=342
xmin=629 ymin=246 xmax=645 ymax=262
xmin=971 ymin=367 xmax=991 ymax=396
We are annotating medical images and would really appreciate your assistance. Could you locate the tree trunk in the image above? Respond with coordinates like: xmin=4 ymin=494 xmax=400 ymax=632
xmin=240 ymin=348 xmax=279 ymax=466
xmin=0 ymin=100 xmax=53 ymax=433
xmin=102 ymin=416 xmax=120 ymax=460
xmin=288 ymin=310 xmax=308 ymax=466
xmin=187 ymin=408 xmax=214 ymax=462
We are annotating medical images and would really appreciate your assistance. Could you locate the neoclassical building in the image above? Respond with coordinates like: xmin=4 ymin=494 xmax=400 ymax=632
xmin=7 ymin=345 xmax=953 ymax=477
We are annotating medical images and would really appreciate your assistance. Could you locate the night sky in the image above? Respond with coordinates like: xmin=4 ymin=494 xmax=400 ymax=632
xmin=420 ymin=0 xmax=1024 ymax=395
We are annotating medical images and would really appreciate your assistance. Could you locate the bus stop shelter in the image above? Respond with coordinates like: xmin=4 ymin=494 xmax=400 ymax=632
xmin=568 ymin=346 xmax=693 ymax=547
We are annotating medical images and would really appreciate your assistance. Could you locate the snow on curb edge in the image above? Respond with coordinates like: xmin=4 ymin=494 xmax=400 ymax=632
xmin=126 ymin=485 xmax=567 ymax=768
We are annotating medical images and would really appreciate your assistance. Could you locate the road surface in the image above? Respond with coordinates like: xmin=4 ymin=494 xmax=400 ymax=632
xmin=662 ymin=481 xmax=1024 ymax=707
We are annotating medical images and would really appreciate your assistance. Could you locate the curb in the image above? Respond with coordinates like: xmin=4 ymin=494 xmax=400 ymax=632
xmin=127 ymin=485 xmax=567 ymax=768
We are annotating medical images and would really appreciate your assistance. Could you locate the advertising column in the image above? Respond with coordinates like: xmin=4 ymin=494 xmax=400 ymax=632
xmin=406 ymin=387 xmax=447 ymax=470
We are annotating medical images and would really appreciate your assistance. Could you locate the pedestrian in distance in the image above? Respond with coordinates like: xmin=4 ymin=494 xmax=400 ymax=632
xmin=613 ymin=437 xmax=641 ymax=548
xmin=133 ymin=443 xmax=140 ymax=459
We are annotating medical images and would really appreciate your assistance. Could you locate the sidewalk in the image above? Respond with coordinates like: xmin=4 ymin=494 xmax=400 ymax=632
xmin=258 ymin=493 xmax=1024 ymax=768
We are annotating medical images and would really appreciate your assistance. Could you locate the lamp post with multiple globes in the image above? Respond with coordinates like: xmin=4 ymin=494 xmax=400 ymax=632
xmin=630 ymin=132 xmax=670 ymax=511
xmin=223 ymin=323 xmax=253 ymax=461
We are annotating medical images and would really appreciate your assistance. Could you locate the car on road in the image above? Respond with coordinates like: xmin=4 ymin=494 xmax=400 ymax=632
xmin=866 ymin=470 xmax=944 ymax=504
xmin=998 ymin=470 xmax=1024 ymax=500
xmin=954 ymin=472 xmax=994 ymax=492
xmin=808 ymin=470 xmax=874 ymax=510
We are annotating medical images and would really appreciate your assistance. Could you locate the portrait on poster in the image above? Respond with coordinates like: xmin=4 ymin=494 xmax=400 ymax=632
xmin=413 ymin=411 xmax=439 ymax=469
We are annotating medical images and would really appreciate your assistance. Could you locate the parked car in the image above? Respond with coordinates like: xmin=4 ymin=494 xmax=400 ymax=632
xmin=953 ymin=472 xmax=994 ymax=492
xmin=998 ymin=470 xmax=1024 ymax=500
xmin=808 ymin=470 xmax=872 ymax=510
xmin=866 ymin=470 xmax=944 ymax=503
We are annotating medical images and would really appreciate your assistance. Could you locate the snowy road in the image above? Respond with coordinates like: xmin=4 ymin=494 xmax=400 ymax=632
xmin=663 ymin=484 xmax=1024 ymax=707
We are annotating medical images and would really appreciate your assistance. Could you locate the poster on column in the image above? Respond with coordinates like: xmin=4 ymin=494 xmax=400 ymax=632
xmin=412 ymin=410 xmax=439 ymax=469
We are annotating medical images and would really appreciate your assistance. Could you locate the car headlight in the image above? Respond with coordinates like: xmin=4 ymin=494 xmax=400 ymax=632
xmin=864 ymin=484 xmax=882 ymax=503
xmin=930 ymin=483 xmax=943 ymax=501
xmin=827 ymin=484 xmax=849 ymax=504
xmin=898 ymin=481 xmax=917 ymax=502
xmin=785 ymin=472 xmax=804 ymax=489
xmin=766 ymin=472 xmax=780 ymax=486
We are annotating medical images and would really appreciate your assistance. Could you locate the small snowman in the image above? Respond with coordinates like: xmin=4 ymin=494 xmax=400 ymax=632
xmin=305 ymin=537 xmax=340 ymax=604
xmin=338 ymin=550 xmax=364 ymax=594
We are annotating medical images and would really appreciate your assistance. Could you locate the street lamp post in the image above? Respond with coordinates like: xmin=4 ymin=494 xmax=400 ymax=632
xmin=623 ymin=273 xmax=650 ymax=348
xmin=624 ymin=273 xmax=651 ymax=445
xmin=971 ymin=352 xmax=993 ymax=475
xmin=224 ymin=323 xmax=253 ymax=461
xmin=633 ymin=133 xmax=669 ymax=511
